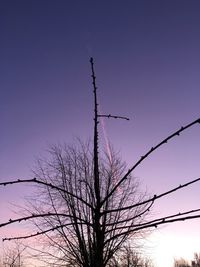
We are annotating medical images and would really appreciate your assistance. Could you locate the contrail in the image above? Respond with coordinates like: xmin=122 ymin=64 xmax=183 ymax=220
xmin=99 ymin=113 xmax=112 ymax=164
xmin=99 ymin=114 xmax=123 ymax=193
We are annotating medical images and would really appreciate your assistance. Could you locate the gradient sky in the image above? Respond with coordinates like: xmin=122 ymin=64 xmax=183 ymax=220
xmin=1 ymin=1 xmax=200 ymax=266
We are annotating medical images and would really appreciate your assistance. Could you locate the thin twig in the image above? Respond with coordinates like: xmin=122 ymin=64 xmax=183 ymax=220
xmin=98 ymin=114 xmax=129 ymax=121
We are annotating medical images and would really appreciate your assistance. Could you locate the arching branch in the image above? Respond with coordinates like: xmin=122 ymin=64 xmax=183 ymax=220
xmin=0 ymin=212 xmax=92 ymax=229
xmin=101 ymin=177 xmax=200 ymax=215
xmin=101 ymin=118 xmax=200 ymax=206
xmin=104 ymin=213 xmax=200 ymax=245
xmin=0 ymin=178 xmax=93 ymax=209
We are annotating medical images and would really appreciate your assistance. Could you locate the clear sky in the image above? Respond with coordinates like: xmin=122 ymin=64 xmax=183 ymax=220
xmin=0 ymin=1 xmax=200 ymax=266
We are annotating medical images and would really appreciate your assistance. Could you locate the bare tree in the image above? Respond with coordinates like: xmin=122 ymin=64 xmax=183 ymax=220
xmin=192 ymin=253 xmax=200 ymax=267
xmin=1 ymin=242 xmax=26 ymax=267
xmin=109 ymin=244 xmax=154 ymax=267
xmin=174 ymin=258 xmax=190 ymax=267
xmin=17 ymin=140 xmax=150 ymax=267
xmin=174 ymin=253 xmax=200 ymax=267
xmin=0 ymin=58 xmax=200 ymax=267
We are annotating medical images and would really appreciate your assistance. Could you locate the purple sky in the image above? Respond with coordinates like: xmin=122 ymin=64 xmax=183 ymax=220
xmin=1 ymin=1 xmax=200 ymax=266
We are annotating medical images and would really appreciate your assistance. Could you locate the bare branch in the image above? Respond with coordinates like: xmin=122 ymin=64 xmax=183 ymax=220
xmin=0 ymin=178 xmax=93 ymax=209
xmin=102 ymin=117 xmax=200 ymax=206
xmin=102 ymin=177 xmax=200 ymax=215
xmin=1 ymin=58 xmax=199 ymax=267
xmin=105 ymin=208 xmax=200 ymax=234
xmin=98 ymin=114 xmax=130 ymax=121
xmin=105 ymin=214 xmax=200 ymax=245
xmin=0 ymin=212 xmax=92 ymax=229
xmin=104 ymin=201 xmax=154 ymax=227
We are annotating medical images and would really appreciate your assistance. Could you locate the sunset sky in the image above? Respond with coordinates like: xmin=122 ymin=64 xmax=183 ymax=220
xmin=1 ymin=1 xmax=200 ymax=266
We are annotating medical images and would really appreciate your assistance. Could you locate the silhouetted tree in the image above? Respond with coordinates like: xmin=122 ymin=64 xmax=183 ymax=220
xmin=174 ymin=258 xmax=190 ymax=267
xmin=109 ymin=244 xmax=154 ymax=267
xmin=193 ymin=253 xmax=200 ymax=267
xmin=174 ymin=253 xmax=200 ymax=267
xmin=1 ymin=242 xmax=26 ymax=267
xmin=18 ymin=141 xmax=150 ymax=267
xmin=0 ymin=58 xmax=200 ymax=267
